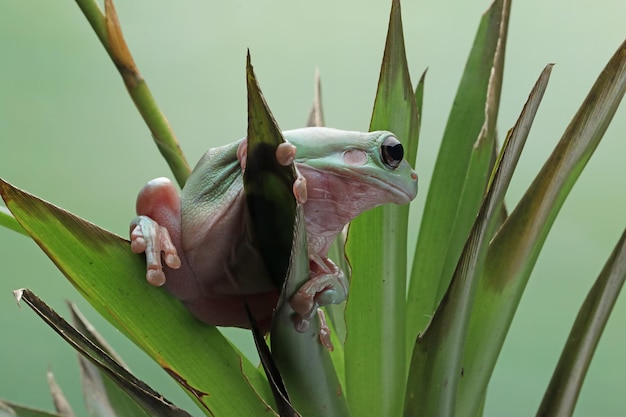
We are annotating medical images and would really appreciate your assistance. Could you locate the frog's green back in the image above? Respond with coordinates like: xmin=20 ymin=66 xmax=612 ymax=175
xmin=181 ymin=139 xmax=243 ymax=211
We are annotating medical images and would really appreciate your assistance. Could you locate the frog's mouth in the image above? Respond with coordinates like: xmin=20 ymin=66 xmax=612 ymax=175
xmin=296 ymin=164 xmax=418 ymax=210
xmin=355 ymin=171 xmax=418 ymax=204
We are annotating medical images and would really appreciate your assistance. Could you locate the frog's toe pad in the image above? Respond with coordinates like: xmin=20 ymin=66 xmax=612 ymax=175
xmin=130 ymin=231 xmax=147 ymax=253
xmin=146 ymin=268 xmax=167 ymax=287
xmin=276 ymin=142 xmax=297 ymax=166
xmin=291 ymin=314 xmax=311 ymax=333
xmin=293 ymin=175 xmax=307 ymax=204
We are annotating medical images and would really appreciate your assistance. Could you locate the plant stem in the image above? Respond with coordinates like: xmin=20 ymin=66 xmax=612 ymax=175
xmin=74 ymin=0 xmax=191 ymax=186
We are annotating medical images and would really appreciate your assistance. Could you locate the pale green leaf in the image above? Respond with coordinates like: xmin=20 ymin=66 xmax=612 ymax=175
xmin=344 ymin=0 xmax=420 ymax=416
xmin=0 ymin=206 xmax=27 ymax=236
xmin=406 ymin=0 xmax=509 ymax=349
xmin=537 ymin=227 xmax=626 ymax=417
xmin=404 ymin=63 xmax=551 ymax=417
xmin=457 ymin=39 xmax=626 ymax=417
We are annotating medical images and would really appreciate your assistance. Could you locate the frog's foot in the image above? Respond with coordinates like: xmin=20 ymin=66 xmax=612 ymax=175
xmin=289 ymin=257 xmax=348 ymax=333
xmin=130 ymin=215 xmax=181 ymax=286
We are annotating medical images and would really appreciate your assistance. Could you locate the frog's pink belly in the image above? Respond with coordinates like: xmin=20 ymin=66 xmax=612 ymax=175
xmin=178 ymin=195 xmax=280 ymax=330
xmin=183 ymin=290 xmax=279 ymax=331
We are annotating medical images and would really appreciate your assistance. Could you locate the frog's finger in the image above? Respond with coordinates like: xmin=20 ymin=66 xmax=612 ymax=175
xmin=236 ymin=138 xmax=248 ymax=171
xmin=292 ymin=174 xmax=307 ymax=205
xmin=275 ymin=142 xmax=297 ymax=166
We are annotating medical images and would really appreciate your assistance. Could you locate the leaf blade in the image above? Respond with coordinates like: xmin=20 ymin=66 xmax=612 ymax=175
xmin=404 ymin=62 xmax=551 ymax=417
xmin=344 ymin=0 xmax=420 ymax=416
xmin=0 ymin=401 xmax=65 ymax=417
xmin=0 ymin=179 xmax=275 ymax=417
xmin=536 ymin=228 xmax=626 ymax=417
xmin=14 ymin=289 xmax=190 ymax=417
xmin=457 ymin=39 xmax=626 ymax=417
xmin=406 ymin=0 xmax=509 ymax=348
xmin=0 ymin=205 xmax=28 ymax=236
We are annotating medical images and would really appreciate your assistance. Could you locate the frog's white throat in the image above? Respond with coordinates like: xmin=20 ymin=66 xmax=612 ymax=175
xmin=297 ymin=164 xmax=408 ymax=257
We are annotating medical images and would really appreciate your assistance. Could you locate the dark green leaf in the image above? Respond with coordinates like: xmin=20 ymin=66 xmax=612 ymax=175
xmin=247 ymin=306 xmax=301 ymax=417
xmin=244 ymin=51 xmax=297 ymax=289
xmin=14 ymin=289 xmax=191 ymax=417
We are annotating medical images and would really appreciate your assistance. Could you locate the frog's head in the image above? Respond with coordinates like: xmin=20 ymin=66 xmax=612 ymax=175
xmin=285 ymin=127 xmax=418 ymax=206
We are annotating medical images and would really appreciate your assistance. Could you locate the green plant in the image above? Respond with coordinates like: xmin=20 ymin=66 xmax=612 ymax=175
xmin=1 ymin=0 xmax=625 ymax=416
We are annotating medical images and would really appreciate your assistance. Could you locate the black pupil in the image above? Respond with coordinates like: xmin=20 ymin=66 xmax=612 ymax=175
xmin=382 ymin=138 xmax=403 ymax=168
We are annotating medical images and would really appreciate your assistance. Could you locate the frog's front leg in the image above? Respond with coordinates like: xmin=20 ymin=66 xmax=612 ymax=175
xmin=130 ymin=177 xmax=182 ymax=286
xmin=289 ymin=255 xmax=348 ymax=334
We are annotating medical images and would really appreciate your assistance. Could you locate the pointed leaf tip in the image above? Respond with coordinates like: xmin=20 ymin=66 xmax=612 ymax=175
xmin=47 ymin=371 xmax=76 ymax=417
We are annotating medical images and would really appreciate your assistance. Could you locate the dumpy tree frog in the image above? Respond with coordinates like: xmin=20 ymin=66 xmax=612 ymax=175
xmin=130 ymin=127 xmax=418 ymax=337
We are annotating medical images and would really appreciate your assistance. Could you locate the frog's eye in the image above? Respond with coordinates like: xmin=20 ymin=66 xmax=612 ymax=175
xmin=380 ymin=136 xmax=404 ymax=169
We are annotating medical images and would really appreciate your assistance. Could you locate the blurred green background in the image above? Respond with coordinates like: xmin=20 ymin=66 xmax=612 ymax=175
xmin=1 ymin=0 xmax=624 ymax=416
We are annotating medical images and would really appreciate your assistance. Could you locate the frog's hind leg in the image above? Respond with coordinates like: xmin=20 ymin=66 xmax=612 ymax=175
xmin=289 ymin=256 xmax=348 ymax=332
xmin=130 ymin=177 xmax=182 ymax=286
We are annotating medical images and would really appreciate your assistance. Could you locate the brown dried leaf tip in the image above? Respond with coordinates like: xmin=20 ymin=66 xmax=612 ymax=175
xmin=104 ymin=0 xmax=140 ymax=83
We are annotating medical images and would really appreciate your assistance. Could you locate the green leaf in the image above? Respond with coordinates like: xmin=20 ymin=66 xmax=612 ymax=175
xmin=0 ymin=179 xmax=274 ymax=417
xmin=0 ymin=205 xmax=28 ymax=236
xmin=457 ymin=39 xmax=626 ymax=417
xmin=406 ymin=0 xmax=510 ymax=348
xmin=0 ymin=401 xmax=65 ymax=417
xmin=404 ymin=63 xmax=552 ymax=417
xmin=241 ymin=51 xmax=349 ymax=417
xmin=414 ymin=68 xmax=426 ymax=151
xmin=248 ymin=306 xmax=301 ymax=417
xmin=271 ymin=207 xmax=350 ymax=417
xmin=344 ymin=0 xmax=420 ymax=416
xmin=537 ymin=227 xmax=626 ymax=417
xmin=15 ymin=289 xmax=192 ymax=417
xmin=243 ymin=51 xmax=297 ymax=290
